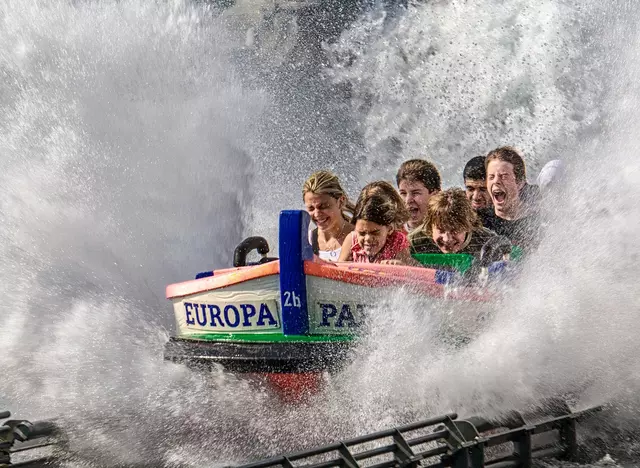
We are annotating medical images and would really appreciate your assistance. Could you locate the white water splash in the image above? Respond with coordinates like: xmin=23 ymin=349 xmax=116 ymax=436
xmin=314 ymin=0 xmax=640 ymax=441
xmin=0 ymin=0 xmax=360 ymax=464
xmin=1 ymin=0 xmax=640 ymax=465
xmin=325 ymin=0 xmax=609 ymax=183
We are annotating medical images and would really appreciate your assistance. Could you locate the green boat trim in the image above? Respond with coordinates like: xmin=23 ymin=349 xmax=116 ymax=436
xmin=412 ymin=253 xmax=474 ymax=273
xmin=179 ymin=332 xmax=355 ymax=343
xmin=412 ymin=247 xmax=522 ymax=273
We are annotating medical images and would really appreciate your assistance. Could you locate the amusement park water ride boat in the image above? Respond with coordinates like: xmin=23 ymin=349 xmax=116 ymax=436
xmin=163 ymin=210 xmax=509 ymax=397
xmin=0 ymin=410 xmax=60 ymax=467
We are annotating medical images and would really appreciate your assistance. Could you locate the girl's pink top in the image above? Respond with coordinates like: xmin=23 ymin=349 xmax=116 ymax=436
xmin=351 ymin=230 xmax=409 ymax=263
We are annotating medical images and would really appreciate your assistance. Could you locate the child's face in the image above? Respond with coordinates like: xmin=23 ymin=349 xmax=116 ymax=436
xmin=355 ymin=219 xmax=393 ymax=258
xmin=398 ymin=179 xmax=435 ymax=228
xmin=487 ymin=160 xmax=524 ymax=219
xmin=431 ymin=226 xmax=467 ymax=253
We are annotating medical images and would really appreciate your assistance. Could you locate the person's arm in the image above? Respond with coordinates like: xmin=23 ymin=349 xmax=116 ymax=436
xmin=310 ymin=227 xmax=320 ymax=255
xmin=400 ymin=248 xmax=422 ymax=267
xmin=380 ymin=247 xmax=421 ymax=266
xmin=337 ymin=232 xmax=354 ymax=262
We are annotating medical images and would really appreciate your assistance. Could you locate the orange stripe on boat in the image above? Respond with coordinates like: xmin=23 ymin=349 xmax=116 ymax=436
xmin=166 ymin=260 xmax=280 ymax=299
xmin=166 ymin=258 xmax=492 ymax=302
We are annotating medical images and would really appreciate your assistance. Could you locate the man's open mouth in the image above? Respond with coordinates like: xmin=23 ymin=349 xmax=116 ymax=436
xmin=492 ymin=189 xmax=506 ymax=203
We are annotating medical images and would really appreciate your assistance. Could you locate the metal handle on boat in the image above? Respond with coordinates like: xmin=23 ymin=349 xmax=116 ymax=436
xmin=233 ymin=236 xmax=274 ymax=267
xmin=479 ymin=235 xmax=513 ymax=267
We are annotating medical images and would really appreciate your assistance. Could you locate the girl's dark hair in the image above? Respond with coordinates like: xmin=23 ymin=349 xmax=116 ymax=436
xmin=352 ymin=191 xmax=409 ymax=227
xmin=360 ymin=181 xmax=406 ymax=212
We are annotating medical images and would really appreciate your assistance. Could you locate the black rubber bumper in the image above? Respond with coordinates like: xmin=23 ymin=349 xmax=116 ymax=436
xmin=164 ymin=337 xmax=354 ymax=373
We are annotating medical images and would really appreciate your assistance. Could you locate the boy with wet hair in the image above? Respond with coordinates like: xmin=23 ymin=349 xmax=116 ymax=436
xmin=463 ymin=156 xmax=492 ymax=211
xmin=479 ymin=146 xmax=540 ymax=249
xmin=410 ymin=188 xmax=497 ymax=256
xmin=396 ymin=159 xmax=441 ymax=232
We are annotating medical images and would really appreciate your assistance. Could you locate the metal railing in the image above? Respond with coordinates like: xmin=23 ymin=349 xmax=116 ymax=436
xmin=0 ymin=403 xmax=601 ymax=468
xmin=235 ymin=405 xmax=601 ymax=468
xmin=1 ymin=410 xmax=60 ymax=467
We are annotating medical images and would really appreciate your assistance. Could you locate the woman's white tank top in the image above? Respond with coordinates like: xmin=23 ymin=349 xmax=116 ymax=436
xmin=318 ymin=247 xmax=342 ymax=262
xmin=309 ymin=226 xmax=342 ymax=262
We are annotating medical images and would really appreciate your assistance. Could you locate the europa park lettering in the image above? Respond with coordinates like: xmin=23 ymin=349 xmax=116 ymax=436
xmin=317 ymin=302 xmax=364 ymax=329
xmin=184 ymin=302 xmax=278 ymax=328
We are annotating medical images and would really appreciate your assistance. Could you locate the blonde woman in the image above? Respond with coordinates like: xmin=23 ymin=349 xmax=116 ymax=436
xmin=303 ymin=171 xmax=355 ymax=262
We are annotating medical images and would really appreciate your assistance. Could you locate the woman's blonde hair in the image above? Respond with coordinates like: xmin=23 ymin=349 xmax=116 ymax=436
xmin=303 ymin=171 xmax=355 ymax=220
xmin=423 ymin=188 xmax=481 ymax=234
xmin=353 ymin=182 xmax=409 ymax=227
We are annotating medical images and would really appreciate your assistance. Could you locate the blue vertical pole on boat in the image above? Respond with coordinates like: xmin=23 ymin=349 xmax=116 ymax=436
xmin=279 ymin=210 xmax=313 ymax=335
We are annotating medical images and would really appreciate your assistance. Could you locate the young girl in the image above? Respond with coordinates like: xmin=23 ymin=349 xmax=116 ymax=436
xmin=338 ymin=190 xmax=413 ymax=264
xmin=303 ymin=171 xmax=355 ymax=262
xmin=357 ymin=181 xmax=408 ymax=232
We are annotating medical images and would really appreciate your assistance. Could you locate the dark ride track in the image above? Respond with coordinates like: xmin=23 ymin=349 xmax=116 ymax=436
xmin=2 ymin=402 xmax=614 ymax=467
xmin=0 ymin=410 xmax=60 ymax=467
xmin=234 ymin=402 xmax=608 ymax=468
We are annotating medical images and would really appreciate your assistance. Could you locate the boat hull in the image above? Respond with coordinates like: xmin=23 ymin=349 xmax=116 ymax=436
xmin=164 ymin=336 xmax=353 ymax=373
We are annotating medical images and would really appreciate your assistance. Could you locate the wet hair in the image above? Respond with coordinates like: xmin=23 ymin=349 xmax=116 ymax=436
xmin=485 ymin=146 xmax=527 ymax=182
xmin=423 ymin=188 xmax=481 ymax=235
xmin=359 ymin=181 xmax=408 ymax=230
xmin=352 ymin=190 xmax=409 ymax=228
xmin=396 ymin=159 xmax=442 ymax=192
xmin=463 ymin=156 xmax=487 ymax=181
xmin=303 ymin=171 xmax=355 ymax=220
xmin=360 ymin=181 xmax=405 ymax=210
